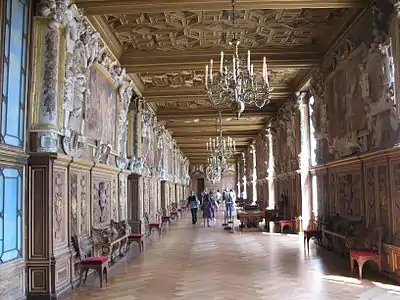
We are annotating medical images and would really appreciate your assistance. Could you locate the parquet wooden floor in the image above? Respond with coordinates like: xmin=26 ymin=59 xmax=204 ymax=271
xmin=66 ymin=211 xmax=400 ymax=300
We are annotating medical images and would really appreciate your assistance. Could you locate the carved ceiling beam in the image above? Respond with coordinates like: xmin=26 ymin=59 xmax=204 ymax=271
xmin=168 ymin=124 xmax=264 ymax=132
xmin=172 ymin=131 xmax=259 ymax=137
xmin=165 ymin=120 xmax=266 ymax=128
xmin=120 ymin=49 xmax=321 ymax=73
xmin=144 ymin=86 xmax=291 ymax=102
xmin=178 ymin=143 xmax=249 ymax=148
xmin=75 ymin=0 xmax=367 ymax=15
xmin=157 ymin=109 xmax=274 ymax=119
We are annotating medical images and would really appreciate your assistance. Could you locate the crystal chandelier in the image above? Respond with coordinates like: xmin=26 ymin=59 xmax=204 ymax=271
xmin=206 ymin=112 xmax=236 ymax=162
xmin=206 ymin=156 xmax=222 ymax=184
xmin=204 ymin=0 xmax=271 ymax=119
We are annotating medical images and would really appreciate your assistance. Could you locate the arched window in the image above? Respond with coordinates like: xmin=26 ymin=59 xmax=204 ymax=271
xmin=0 ymin=0 xmax=29 ymax=264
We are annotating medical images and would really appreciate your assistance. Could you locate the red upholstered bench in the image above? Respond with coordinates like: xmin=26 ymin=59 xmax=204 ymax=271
xmin=162 ymin=215 xmax=171 ymax=226
xmin=144 ymin=212 xmax=162 ymax=236
xmin=127 ymin=233 xmax=145 ymax=252
xmin=279 ymin=219 xmax=295 ymax=233
xmin=170 ymin=210 xmax=179 ymax=220
xmin=348 ymin=226 xmax=383 ymax=279
xmin=72 ymin=235 xmax=109 ymax=288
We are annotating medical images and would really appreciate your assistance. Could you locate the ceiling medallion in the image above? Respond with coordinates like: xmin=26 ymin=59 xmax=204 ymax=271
xmin=204 ymin=0 xmax=272 ymax=119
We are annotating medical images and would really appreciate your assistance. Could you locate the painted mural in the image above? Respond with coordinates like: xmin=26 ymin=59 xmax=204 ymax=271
xmin=86 ymin=65 xmax=117 ymax=147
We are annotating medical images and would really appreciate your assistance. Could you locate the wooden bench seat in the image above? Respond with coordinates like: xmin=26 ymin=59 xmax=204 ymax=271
xmin=92 ymin=220 xmax=130 ymax=261
xmin=72 ymin=235 xmax=109 ymax=288
xmin=144 ymin=212 xmax=162 ymax=236
xmin=127 ymin=233 xmax=145 ymax=252
xmin=321 ymin=215 xmax=366 ymax=254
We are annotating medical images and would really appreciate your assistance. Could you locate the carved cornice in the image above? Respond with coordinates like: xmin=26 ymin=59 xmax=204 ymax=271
xmin=85 ymin=15 xmax=124 ymax=60
xmin=75 ymin=0 xmax=367 ymax=15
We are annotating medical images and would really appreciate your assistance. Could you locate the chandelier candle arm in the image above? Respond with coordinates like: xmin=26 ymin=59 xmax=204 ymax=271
xmin=203 ymin=0 xmax=272 ymax=118
xmin=247 ymin=50 xmax=250 ymax=72
xmin=205 ymin=64 xmax=208 ymax=88
xmin=220 ymin=51 xmax=224 ymax=73
xmin=210 ymin=59 xmax=213 ymax=82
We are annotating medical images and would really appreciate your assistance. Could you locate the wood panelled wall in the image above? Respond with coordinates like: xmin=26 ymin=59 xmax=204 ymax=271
xmin=17 ymin=3 xmax=190 ymax=299
xmin=308 ymin=1 xmax=400 ymax=281
xmin=312 ymin=148 xmax=400 ymax=279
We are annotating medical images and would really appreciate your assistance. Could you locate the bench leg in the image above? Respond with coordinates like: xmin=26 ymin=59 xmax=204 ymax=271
xmin=95 ymin=266 xmax=104 ymax=288
xmin=84 ymin=269 xmax=89 ymax=284
xmin=78 ymin=268 xmax=85 ymax=287
xmin=104 ymin=266 xmax=108 ymax=284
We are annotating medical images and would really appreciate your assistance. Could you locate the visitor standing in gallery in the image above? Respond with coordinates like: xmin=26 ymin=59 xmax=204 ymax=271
xmin=187 ymin=191 xmax=200 ymax=224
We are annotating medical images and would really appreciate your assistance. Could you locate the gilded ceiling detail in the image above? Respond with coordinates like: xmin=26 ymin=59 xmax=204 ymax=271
xmin=156 ymin=100 xmax=217 ymax=110
xmin=139 ymin=68 xmax=299 ymax=89
xmin=105 ymin=8 xmax=355 ymax=52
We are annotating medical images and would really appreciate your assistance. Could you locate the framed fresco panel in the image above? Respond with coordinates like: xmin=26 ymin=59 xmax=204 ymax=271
xmin=86 ymin=64 xmax=118 ymax=148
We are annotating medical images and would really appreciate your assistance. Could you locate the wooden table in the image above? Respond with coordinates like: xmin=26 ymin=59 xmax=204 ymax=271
xmin=237 ymin=210 xmax=264 ymax=231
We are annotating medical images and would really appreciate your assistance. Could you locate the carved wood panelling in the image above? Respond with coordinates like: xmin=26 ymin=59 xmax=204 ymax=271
xmin=111 ymin=175 xmax=118 ymax=221
xmin=378 ymin=164 xmax=390 ymax=233
xmin=70 ymin=173 xmax=78 ymax=235
xmin=53 ymin=168 xmax=67 ymax=246
xmin=80 ymin=172 xmax=90 ymax=235
xmin=335 ymin=170 xmax=361 ymax=217
xmin=314 ymin=171 xmax=328 ymax=218
xmin=365 ymin=165 xmax=377 ymax=228
xmin=391 ymin=159 xmax=400 ymax=239
xmin=105 ymin=9 xmax=355 ymax=52
xmin=92 ymin=178 xmax=111 ymax=227
xmin=119 ymin=173 xmax=128 ymax=220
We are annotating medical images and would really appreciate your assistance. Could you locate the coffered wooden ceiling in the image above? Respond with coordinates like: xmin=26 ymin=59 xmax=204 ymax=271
xmin=76 ymin=0 xmax=367 ymax=164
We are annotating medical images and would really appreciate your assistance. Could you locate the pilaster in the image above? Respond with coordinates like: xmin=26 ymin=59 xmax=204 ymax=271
xmin=27 ymin=153 xmax=72 ymax=299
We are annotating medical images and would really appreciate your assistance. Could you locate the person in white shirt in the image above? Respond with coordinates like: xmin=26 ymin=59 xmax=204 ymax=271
xmin=215 ymin=189 xmax=222 ymax=208
xmin=226 ymin=189 xmax=235 ymax=218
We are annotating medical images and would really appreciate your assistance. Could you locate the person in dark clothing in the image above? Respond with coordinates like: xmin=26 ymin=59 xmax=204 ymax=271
xmin=187 ymin=191 xmax=200 ymax=224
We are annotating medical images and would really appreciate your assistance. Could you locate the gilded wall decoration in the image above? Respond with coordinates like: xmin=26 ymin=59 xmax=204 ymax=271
xmin=62 ymin=4 xmax=105 ymax=157
xmin=141 ymin=71 xmax=204 ymax=89
xmin=311 ymin=6 xmax=399 ymax=163
xmin=80 ymin=174 xmax=88 ymax=234
xmin=378 ymin=165 xmax=390 ymax=238
xmin=270 ymin=100 xmax=300 ymax=176
xmin=93 ymin=180 xmax=110 ymax=226
xmin=393 ymin=161 xmax=400 ymax=245
xmin=111 ymin=176 xmax=118 ymax=220
xmin=365 ymin=167 xmax=376 ymax=228
xmin=336 ymin=172 xmax=361 ymax=217
xmin=329 ymin=174 xmax=338 ymax=215
xmin=119 ymin=176 xmax=127 ymax=220
xmin=54 ymin=170 xmax=65 ymax=243
xmin=61 ymin=4 xmax=135 ymax=163
xmin=70 ymin=173 xmax=78 ymax=234
xmin=105 ymin=9 xmax=355 ymax=51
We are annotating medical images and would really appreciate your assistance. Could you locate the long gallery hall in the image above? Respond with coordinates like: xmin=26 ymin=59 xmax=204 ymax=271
xmin=1 ymin=0 xmax=400 ymax=299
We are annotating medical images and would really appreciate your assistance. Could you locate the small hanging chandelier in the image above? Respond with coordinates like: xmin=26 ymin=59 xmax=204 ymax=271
xmin=206 ymin=112 xmax=236 ymax=161
xmin=204 ymin=0 xmax=272 ymax=119
xmin=206 ymin=156 xmax=222 ymax=184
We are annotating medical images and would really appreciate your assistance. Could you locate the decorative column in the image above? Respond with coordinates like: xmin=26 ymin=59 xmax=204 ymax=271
xmin=127 ymin=97 xmax=145 ymax=173
xmin=266 ymin=128 xmax=275 ymax=209
xmin=31 ymin=1 xmax=69 ymax=152
xmin=390 ymin=1 xmax=400 ymax=116
xmin=298 ymin=93 xmax=312 ymax=231
xmin=250 ymin=143 xmax=257 ymax=204
xmin=241 ymin=153 xmax=247 ymax=199
xmin=237 ymin=160 xmax=241 ymax=197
